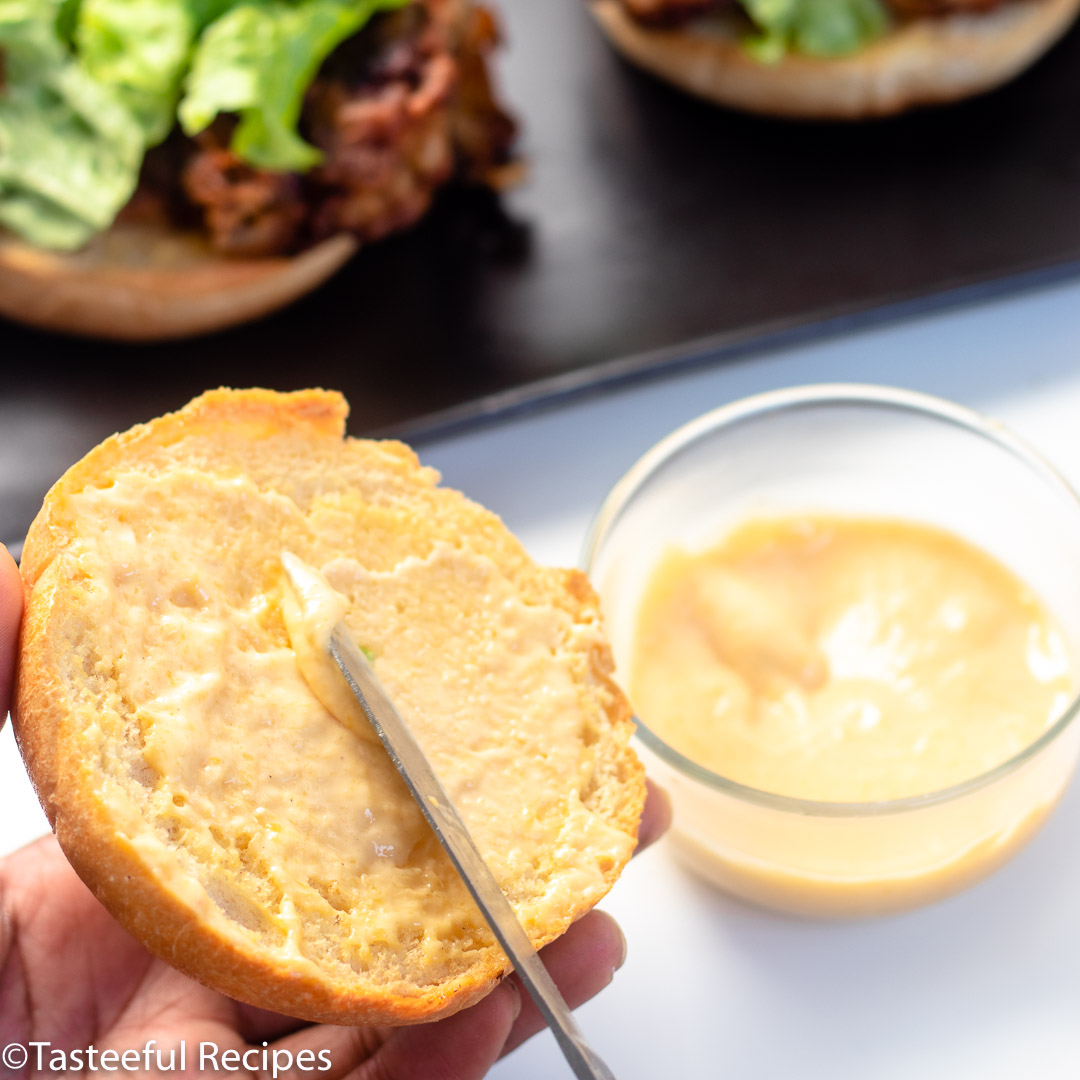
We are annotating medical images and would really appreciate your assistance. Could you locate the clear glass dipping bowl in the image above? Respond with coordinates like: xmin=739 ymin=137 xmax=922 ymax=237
xmin=583 ymin=385 xmax=1080 ymax=917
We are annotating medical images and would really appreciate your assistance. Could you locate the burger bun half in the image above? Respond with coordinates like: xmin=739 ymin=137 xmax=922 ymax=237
xmin=589 ymin=0 xmax=1080 ymax=118
xmin=0 ymin=221 xmax=359 ymax=343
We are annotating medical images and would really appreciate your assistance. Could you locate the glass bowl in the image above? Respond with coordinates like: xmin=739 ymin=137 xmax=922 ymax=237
xmin=583 ymin=385 xmax=1080 ymax=917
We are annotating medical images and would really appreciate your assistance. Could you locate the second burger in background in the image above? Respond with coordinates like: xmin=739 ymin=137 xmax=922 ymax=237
xmin=590 ymin=0 xmax=1080 ymax=118
xmin=0 ymin=0 xmax=516 ymax=340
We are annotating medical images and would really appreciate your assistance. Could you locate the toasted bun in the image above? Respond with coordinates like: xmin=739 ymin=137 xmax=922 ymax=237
xmin=589 ymin=0 xmax=1080 ymax=118
xmin=0 ymin=223 xmax=358 ymax=342
xmin=14 ymin=388 xmax=645 ymax=1024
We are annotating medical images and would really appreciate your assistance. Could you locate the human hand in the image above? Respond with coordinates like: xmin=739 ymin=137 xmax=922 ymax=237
xmin=0 ymin=543 xmax=20 ymax=729
xmin=0 ymin=542 xmax=671 ymax=1080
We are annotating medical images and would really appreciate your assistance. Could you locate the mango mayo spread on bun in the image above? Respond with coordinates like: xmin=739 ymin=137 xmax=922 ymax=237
xmin=14 ymin=388 xmax=645 ymax=1024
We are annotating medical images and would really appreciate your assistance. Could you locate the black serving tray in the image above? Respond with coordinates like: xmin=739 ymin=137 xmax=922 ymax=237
xmin=4 ymin=0 xmax=1080 ymax=546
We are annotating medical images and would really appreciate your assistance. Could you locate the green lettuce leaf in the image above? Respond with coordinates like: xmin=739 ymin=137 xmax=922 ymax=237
xmin=187 ymin=0 xmax=244 ymax=27
xmin=75 ymin=0 xmax=199 ymax=145
xmin=56 ymin=0 xmax=82 ymax=44
xmin=742 ymin=0 xmax=889 ymax=60
xmin=0 ymin=1 xmax=144 ymax=249
xmin=179 ymin=0 xmax=409 ymax=172
xmin=0 ymin=0 xmax=414 ymax=250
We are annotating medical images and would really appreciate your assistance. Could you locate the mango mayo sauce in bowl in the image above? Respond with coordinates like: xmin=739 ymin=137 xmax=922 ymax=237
xmin=584 ymin=385 xmax=1080 ymax=917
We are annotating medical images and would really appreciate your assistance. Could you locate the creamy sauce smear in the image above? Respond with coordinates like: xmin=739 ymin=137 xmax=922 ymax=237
xmin=65 ymin=468 xmax=632 ymax=975
xmin=632 ymin=516 xmax=1074 ymax=802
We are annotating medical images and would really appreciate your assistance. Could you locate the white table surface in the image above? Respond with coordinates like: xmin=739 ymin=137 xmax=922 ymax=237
xmin=6 ymin=278 xmax=1080 ymax=1078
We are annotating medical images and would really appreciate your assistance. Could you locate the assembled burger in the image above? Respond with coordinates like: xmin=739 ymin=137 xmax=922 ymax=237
xmin=590 ymin=0 xmax=1080 ymax=117
xmin=0 ymin=0 xmax=516 ymax=339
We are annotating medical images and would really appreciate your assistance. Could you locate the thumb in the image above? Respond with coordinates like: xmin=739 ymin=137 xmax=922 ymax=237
xmin=0 ymin=544 xmax=23 ymax=727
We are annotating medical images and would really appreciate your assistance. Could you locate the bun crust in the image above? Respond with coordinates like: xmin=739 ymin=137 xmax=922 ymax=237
xmin=14 ymin=388 xmax=645 ymax=1025
xmin=589 ymin=0 xmax=1080 ymax=118
xmin=0 ymin=223 xmax=358 ymax=342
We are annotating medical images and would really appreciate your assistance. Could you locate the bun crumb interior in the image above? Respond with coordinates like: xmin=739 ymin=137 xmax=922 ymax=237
xmin=15 ymin=388 xmax=645 ymax=1024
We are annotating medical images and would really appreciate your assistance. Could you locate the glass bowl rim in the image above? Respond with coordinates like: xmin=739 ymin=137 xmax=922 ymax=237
xmin=581 ymin=382 xmax=1080 ymax=818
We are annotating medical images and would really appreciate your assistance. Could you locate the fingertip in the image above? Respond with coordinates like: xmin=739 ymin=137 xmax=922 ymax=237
xmin=499 ymin=909 xmax=627 ymax=1058
xmin=612 ymin=914 xmax=628 ymax=970
xmin=574 ymin=909 xmax=626 ymax=979
xmin=636 ymin=778 xmax=673 ymax=853
xmin=503 ymin=976 xmax=523 ymax=1021
xmin=489 ymin=979 xmax=523 ymax=1030
xmin=370 ymin=979 xmax=520 ymax=1080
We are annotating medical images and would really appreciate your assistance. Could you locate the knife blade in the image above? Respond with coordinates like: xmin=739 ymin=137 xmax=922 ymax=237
xmin=327 ymin=622 xmax=617 ymax=1080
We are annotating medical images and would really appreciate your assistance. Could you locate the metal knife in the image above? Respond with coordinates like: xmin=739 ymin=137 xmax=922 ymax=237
xmin=327 ymin=622 xmax=617 ymax=1080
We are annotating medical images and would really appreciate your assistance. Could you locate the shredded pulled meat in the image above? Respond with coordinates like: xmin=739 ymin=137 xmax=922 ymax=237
xmin=182 ymin=154 xmax=308 ymax=257
xmin=178 ymin=0 xmax=516 ymax=257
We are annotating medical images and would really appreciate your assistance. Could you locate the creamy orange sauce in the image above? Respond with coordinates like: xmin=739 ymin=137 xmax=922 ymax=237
xmin=631 ymin=517 xmax=1074 ymax=803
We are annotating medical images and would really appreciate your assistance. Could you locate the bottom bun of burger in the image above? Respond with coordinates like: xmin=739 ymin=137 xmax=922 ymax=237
xmin=0 ymin=223 xmax=359 ymax=342
xmin=15 ymin=388 xmax=645 ymax=1025
xmin=589 ymin=0 xmax=1080 ymax=118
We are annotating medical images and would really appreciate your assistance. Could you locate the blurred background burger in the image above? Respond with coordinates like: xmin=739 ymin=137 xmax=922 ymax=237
xmin=590 ymin=0 xmax=1080 ymax=117
xmin=0 ymin=0 xmax=516 ymax=340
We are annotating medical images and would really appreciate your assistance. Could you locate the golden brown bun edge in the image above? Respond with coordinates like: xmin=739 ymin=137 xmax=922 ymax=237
xmin=0 ymin=223 xmax=358 ymax=342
